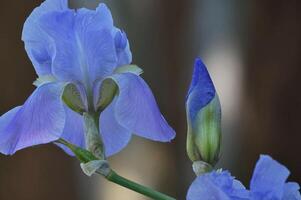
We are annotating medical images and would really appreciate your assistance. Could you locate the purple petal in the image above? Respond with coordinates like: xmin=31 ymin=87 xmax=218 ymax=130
xmin=187 ymin=173 xmax=231 ymax=200
xmin=283 ymin=182 xmax=301 ymax=200
xmin=110 ymin=73 xmax=175 ymax=142
xmin=250 ymin=155 xmax=290 ymax=199
xmin=0 ymin=83 xmax=66 ymax=155
xmin=39 ymin=4 xmax=117 ymax=84
xmin=56 ymin=106 xmax=85 ymax=156
xmin=22 ymin=0 xmax=68 ymax=76
xmin=114 ymin=30 xmax=132 ymax=66
xmin=187 ymin=171 xmax=249 ymax=200
xmin=99 ymin=99 xmax=132 ymax=157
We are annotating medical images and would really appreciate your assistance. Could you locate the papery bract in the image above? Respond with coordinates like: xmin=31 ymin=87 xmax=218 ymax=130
xmin=0 ymin=0 xmax=175 ymax=156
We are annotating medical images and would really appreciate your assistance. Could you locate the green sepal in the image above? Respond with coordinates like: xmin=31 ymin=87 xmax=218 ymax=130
xmin=114 ymin=64 xmax=143 ymax=75
xmin=95 ymin=79 xmax=118 ymax=112
xmin=62 ymin=83 xmax=86 ymax=114
xmin=33 ymin=75 xmax=56 ymax=87
xmin=186 ymin=94 xmax=221 ymax=166
xmin=57 ymin=138 xmax=97 ymax=163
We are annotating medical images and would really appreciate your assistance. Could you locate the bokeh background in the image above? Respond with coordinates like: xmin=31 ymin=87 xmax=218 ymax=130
xmin=0 ymin=0 xmax=300 ymax=199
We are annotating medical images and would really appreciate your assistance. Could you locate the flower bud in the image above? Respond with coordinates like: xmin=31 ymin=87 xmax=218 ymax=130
xmin=186 ymin=58 xmax=221 ymax=167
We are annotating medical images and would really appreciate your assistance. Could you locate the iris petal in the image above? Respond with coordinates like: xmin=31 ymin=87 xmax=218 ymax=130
xmin=250 ymin=155 xmax=290 ymax=199
xmin=99 ymin=99 xmax=132 ymax=157
xmin=114 ymin=30 xmax=132 ymax=66
xmin=39 ymin=4 xmax=117 ymax=84
xmin=110 ymin=73 xmax=175 ymax=142
xmin=187 ymin=173 xmax=231 ymax=200
xmin=187 ymin=171 xmax=249 ymax=200
xmin=283 ymin=182 xmax=301 ymax=200
xmin=56 ymin=106 xmax=85 ymax=156
xmin=22 ymin=0 xmax=68 ymax=76
xmin=0 ymin=83 xmax=66 ymax=155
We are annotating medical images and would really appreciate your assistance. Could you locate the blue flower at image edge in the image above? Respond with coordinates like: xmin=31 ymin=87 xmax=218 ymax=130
xmin=187 ymin=155 xmax=301 ymax=200
xmin=0 ymin=0 xmax=175 ymax=156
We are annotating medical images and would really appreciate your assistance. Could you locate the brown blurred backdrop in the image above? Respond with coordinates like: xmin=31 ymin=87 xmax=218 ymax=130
xmin=0 ymin=0 xmax=300 ymax=199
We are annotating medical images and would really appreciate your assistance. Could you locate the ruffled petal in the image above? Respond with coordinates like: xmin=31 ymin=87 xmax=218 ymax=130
xmin=0 ymin=83 xmax=66 ymax=155
xmin=99 ymin=99 xmax=132 ymax=157
xmin=22 ymin=0 xmax=68 ymax=76
xmin=187 ymin=174 xmax=231 ymax=200
xmin=110 ymin=73 xmax=175 ymax=142
xmin=39 ymin=4 xmax=117 ymax=84
xmin=56 ymin=106 xmax=85 ymax=156
xmin=250 ymin=155 xmax=290 ymax=199
xmin=283 ymin=182 xmax=301 ymax=200
xmin=187 ymin=171 xmax=249 ymax=200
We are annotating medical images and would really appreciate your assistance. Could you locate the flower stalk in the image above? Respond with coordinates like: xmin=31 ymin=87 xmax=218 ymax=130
xmin=83 ymin=112 xmax=105 ymax=160
xmin=103 ymin=170 xmax=176 ymax=200
xmin=56 ymin=138 xmax=176 ymax=200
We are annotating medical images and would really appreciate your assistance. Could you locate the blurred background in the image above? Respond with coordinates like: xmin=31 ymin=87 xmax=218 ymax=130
xmin=0 ymin=0 xmax=300 ymax=199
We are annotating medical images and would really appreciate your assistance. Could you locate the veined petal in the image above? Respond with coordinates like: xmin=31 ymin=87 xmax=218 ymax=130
xmin=56 ymin=106 xmax=85 ymax=156
xmin=99 ymin=99 xmax=132 ymax=157
xmin=22 ymin=0 xmax=68 ymax=76
xmin=39 ymin=4 xmax=117 ymax=84
xmin=250 ymin=155 xmax=290 ymax=199
xmin=187 ymin=171 xmax=249 ymax=200
xmin=110 ymin=73 xmax=175 ymax=142
xmin=186 ymin=58 xmax=216 ymax=120
xmin=0 ymin=82 xmax=66 ymax=155
xmin=187 ymin=175 xmax=231 ymax=200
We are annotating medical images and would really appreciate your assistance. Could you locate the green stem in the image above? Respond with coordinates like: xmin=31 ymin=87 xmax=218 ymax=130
xmin=57 ymin=138 xmax=176 ymax=200
xmin=101 ymin=170 xmax=176 ymax=200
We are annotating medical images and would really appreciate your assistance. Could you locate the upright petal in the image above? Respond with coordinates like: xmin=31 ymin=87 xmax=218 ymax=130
xmin=110 ymin=73 xmax=175 ymax=142
xmin=22 ymin=0 xmax=68 ymax=76
xmin=0 ymin=83 xmax=66 ymax=155
xmin=39 ymin=4 xmax=117 ymax=84
xmin=187 ymin=171 xmax=249 ymax=200
xmin=114 ymin=30 xmax=132 ymax=66
xmin=250 ymin=155 xmax=290 ymax=199
xmin=56 ymin=106 xmax=85 ymax=156
xmin=99 ymin=99 xmax=132 ymax=157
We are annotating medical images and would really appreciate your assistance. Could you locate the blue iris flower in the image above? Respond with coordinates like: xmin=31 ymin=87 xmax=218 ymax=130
xmin=0 ymin=0 xmax=175 ymax=156
xmin=187 ymin=155 xmax=301 ymax=200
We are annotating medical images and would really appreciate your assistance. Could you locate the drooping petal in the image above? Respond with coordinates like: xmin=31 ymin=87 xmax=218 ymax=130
xmin=39 ymin=4 xmax=117 ymax=84
xmin=56 ymin=106 xmax=85 ymax=156
xmin=0 ymin=83 xmax=66 ymax=155
xmin=99 ymin=99 xmax=132 ymax=157
xmin=22 ymin=0 xmax=68 ymax=76
xmin=110 ymin=73 xmax=175 ymax=142
xmin=187 ymin=171 xmax=249 ymax=200
xmin=250 ymin=155 xmax=290 ymax=199
xmin=186 ymin=58 xmax=216 ymax=120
